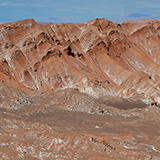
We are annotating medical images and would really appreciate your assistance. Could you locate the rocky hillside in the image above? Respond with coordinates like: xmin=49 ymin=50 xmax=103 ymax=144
xmin=1 ymin=18 xmax=160 ymax=160
xmin=1 ymin=18 xmax=160 ymax=103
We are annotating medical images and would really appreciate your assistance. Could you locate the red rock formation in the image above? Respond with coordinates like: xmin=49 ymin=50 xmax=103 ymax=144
xmin=0 ymin=18 xmax=160 ymax=159
xmin=1 ymin=18 xmax=160 ymax=103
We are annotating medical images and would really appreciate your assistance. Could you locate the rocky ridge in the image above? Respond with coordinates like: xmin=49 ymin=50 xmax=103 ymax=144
xmin=0 ymin=18 xmax=160 ymax=159
xmin=0 ymin=18 xmax=160 ymax=103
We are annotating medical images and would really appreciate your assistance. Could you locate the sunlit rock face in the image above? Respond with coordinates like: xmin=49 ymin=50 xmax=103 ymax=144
xmin=0 ymin=18 xmax=160 ymax=159
xmin=1 ymin=18 xmax=160 ymax=102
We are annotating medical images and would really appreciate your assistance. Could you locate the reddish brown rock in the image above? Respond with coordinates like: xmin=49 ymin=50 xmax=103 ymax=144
xmin=1 ymin=18 xmax=160 ymax=103
xmin=0 ymin=18 xmax=160 ymax=159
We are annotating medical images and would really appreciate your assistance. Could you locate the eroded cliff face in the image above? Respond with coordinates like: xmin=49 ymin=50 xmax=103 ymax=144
xmin=0 ymin=18 xmax=160 ymax=159
xmin=1 ymin=18 xmax=160 ymax=103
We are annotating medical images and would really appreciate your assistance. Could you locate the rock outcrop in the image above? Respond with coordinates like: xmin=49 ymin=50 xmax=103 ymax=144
xmin=1 ymin=18 xmax=160 ymax=159
xmin=1 ymin=18 xmax=160 ymax=103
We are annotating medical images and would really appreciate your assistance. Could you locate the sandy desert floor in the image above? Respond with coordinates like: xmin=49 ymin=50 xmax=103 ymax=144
xmin=0 ymin=91 xmax=160 ymax=159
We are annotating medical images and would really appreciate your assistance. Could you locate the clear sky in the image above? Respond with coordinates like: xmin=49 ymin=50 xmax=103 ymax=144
xmin=0 ymin=0 xmax=160 ymax=23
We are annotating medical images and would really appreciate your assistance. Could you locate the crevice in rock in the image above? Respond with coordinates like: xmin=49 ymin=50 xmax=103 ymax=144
xmin=67 ymin=46 xmax=75 ymax=57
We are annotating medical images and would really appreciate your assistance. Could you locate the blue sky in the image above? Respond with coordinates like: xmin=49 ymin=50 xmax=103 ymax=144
xmin=0 ymin=0 xmax=160 ymax=23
